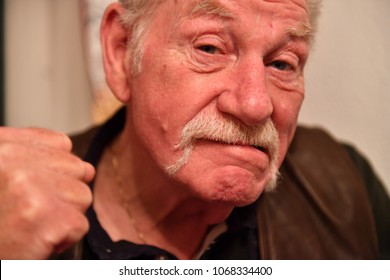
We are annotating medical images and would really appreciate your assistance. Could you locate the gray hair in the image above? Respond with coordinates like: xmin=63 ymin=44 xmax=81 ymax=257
xmin=118 ymin=0 xmax=322 ymax=74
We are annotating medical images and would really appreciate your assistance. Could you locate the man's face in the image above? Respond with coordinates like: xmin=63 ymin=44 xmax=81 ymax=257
xmin=128 ymin=0 xmax=310 ymax=206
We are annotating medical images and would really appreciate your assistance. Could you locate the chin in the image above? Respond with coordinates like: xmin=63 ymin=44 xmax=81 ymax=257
xmin=179 ymin=166 xmax=275 ymax=207
xmin=208 ymin=179 xmax=267 ymax=207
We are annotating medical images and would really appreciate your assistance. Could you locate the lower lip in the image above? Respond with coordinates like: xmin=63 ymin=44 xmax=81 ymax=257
xmin=200 ymin=140 xmax=269 ymax=161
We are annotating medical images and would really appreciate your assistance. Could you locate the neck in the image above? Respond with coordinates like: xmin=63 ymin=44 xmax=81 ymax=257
xmin=93 ymin=122 xmax=233 ymax=259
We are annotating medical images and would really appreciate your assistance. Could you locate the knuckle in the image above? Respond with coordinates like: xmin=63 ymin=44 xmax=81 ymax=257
xmin=9 ymin=168 xmax=38 ymax=188
xmin=68 ymin=157 xmax=88 ymax=180
xmin=0 ymin=142 xmax=20 ymax=159
xmin=6 ymin=171 xmax=46 ymax=223
xmin=78 ymin=215 xmax=90 ymax=234
xmin=81 ymin=185 xmax=93 ymax=208
xmin=0 ymin=143 xmax=31 ymax=172
xmin=43 ymin=214 xmax=89 ymax=251
xmin=6 ymin=169 xmax=34 ymax=195
xmin=56 ymin=132 xmax=73 ymax=151
xmin=66 ymin=212 xmax=90 ymax=240
xmin=69 ymin=183 xmax=93 ymax=210
xmin=28 ymin=128 xmax=72 ymax=151
xmin=71 ymin=158 xmax=95 ymax=182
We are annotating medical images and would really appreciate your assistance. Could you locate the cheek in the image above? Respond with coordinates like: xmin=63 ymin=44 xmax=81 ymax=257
xmin=128 ymin=64 xmax=216 ymax=167
xmin=271 ymin=89 xmax=304 ymax=163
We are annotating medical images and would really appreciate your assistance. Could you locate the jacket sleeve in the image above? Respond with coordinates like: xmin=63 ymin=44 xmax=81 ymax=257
xmin=343 ymin=144 xmax=390 ymax=259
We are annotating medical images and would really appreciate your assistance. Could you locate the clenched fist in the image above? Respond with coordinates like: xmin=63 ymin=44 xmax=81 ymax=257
xmin=0 ymin=127 xmax=95 ymax=259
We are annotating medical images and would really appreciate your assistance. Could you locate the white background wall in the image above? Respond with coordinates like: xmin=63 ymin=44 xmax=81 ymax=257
xmin=5 ymin=0 xmax=93 ymax=133
xmin=5 ymin=0 xmax=390 ymax=192
xmin=299 ymin=0 xmax=390 ymax=192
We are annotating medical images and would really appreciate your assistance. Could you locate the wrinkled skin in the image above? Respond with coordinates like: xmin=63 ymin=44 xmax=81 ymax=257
xmin=99 ymin=0 xmax=310 ymax=258
xmin=105 ymin=0 xmax=309 ymax=206
xmin=0 ymin=0 xmax=310 ymax=259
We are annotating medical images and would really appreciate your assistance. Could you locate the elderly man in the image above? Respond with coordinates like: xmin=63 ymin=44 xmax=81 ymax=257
xmin=0 ymin=0 xmax=389 ymax=260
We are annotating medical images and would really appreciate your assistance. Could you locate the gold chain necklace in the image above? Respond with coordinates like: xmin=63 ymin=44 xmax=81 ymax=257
xmin=110 ymin=148 xmax=148 ymax=245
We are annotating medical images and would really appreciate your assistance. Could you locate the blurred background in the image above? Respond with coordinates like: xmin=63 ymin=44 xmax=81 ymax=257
xmin=2 ymin=0 xmax=389 ymax=192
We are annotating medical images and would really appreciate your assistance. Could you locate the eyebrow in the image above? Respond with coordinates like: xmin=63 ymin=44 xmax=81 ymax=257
xmin=187 ymin=0 xmax=234 ymax=19
xmin=287 ymin=23 xmax=313 ymax=43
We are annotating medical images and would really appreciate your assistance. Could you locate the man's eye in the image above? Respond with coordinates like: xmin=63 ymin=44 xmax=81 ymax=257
xmin=197 ymin=45 xmax=218 ymax=54
xmin=270 ymin=60 xmax=292 ymax=71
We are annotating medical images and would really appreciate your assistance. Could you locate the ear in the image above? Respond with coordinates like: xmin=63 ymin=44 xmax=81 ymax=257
xmin=101 ymin=3 xmax=131 ymax=103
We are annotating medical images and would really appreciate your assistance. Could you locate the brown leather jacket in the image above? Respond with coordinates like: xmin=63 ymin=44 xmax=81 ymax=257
xmin=63 ymin=125 xmax=382 ymax=259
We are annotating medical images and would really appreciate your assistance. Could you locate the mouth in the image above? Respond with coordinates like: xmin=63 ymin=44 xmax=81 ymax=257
xmin=208 ymin=139 xmax=268 ymax=153
xmin=254 ymin=145 xmax=267 ymax=153
xmin=197 ymin=138 xmax=269 ymax=155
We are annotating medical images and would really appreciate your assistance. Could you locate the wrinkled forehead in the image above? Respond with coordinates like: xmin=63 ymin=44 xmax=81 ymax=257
xmin=161 ymin=0 xmax=309 ymax=17
xmin=152 ymin=0 xmax=310 ymax=28
xmin=151 ymin=0 xmax=311 ymax=40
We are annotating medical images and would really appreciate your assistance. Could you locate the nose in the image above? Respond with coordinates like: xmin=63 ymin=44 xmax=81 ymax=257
xmin=217 ymin=58 xmax=273 ymax=126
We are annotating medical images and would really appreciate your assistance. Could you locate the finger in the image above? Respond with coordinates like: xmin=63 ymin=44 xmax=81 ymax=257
xmin=4 ymin=169 xmax=93 ymax=214
xmin=0 ymin=127 xmax=72 ymax=151
xmin=0 ymin=142 xmax=95 ymax=183
xmin=83 ymin=162 xmax=95 ymax=183
xmin=51 ymin=174 xmax=94 ymax=212
xmin=0 ymin=169 xmax=92 ymax=259
xmin=41 ymin=209 xmax=90 ymax=256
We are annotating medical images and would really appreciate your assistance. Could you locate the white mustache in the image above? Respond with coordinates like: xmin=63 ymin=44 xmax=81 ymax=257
xmin=166 ymin=109 xmax=280 ymax=176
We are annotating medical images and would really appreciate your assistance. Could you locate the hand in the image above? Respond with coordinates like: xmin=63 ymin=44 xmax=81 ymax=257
xmin=0 ymin=127 xmax=95 ymax=259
